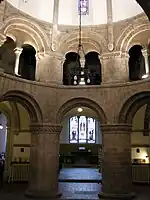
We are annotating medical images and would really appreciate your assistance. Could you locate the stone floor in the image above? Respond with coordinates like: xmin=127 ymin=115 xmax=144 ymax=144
xmin=0 ymin=168 xmax=149 ymax=200
xmin=59 ymin=167 xmax=102 ymax=182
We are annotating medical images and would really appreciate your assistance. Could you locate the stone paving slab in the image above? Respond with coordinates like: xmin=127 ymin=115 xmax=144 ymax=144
xmin=0 ymin=168 xmax=149 ymax=200
xmin=0 ymin=183 xmax=150 ymax=200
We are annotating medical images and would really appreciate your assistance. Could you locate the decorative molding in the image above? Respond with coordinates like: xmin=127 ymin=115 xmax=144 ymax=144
xmin=100 ymin=124 xmax=132 ymax=133
xmin=30 ymin=123 xmax=62 ymax=135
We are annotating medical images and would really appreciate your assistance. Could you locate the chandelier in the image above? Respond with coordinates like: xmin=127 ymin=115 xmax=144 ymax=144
xmin=74 ymin=1 xmax=90 ymax=85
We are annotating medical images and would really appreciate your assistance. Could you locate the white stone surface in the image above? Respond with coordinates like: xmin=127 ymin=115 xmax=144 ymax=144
xmin=7 ymin=0 xmax=143 ymax=25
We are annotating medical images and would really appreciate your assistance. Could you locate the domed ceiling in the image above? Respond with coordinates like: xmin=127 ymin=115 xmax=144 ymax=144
xmin=7 ymin=0 xmax=143 ymax=25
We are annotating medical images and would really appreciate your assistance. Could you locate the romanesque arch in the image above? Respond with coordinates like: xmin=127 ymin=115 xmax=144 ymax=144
xmin=56 ymin=97 xmax=107 ymax=124
xmin=57 ymin=30 xmax=107 ymax=54
xmin=3 ymin=16 xmax=50 ymax=53
xmin=118 ymin=91 xmax=150 ymax=124
xmin=116 ymin=18 xmax=150 ymax=52
xmin=0 ymin=90 xmax=43 ymax=123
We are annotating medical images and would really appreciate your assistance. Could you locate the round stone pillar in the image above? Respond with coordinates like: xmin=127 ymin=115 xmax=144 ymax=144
xmin=25 ymin=123 xmax=62 ymax=199
xmin=99 ymin=124 xmax=135 ymax=199
xmin=14 ymin=47 xmax=23 ymax=76
xmin=35 ymin=52 xmax=63 ymax=84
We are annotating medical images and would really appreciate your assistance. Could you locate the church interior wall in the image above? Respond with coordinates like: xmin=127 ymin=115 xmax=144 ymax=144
xmin=0 ymin=1 xmax=149 ymax=197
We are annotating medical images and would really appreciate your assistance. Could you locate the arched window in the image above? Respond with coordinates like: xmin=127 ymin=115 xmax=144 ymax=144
xmin=128 ymin=45 xmax=145 ymax=81
xmin=63 ymin=51 xmax=102 ymax=85
xmin=63 ymin=52 xmax=80 ymax=85
xmin=85 ymin=51 xmax=102 ymax=85
xmin=19 ymin=44 xmax=36 ymax=81
xmin=69 ymin=116 xmax=96 ymax=143
xmin=0 ymin=37 xmax=16 ymax=75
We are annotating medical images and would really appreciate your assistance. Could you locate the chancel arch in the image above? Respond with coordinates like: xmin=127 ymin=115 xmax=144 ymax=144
xmin=57 ymin=97 xmax=106 ymax=170
xmin=57 ymin=97 xmax=107 ymax=124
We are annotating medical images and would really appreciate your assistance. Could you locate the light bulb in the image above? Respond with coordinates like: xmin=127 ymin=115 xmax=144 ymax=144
xmin=77 ymin=108 xmax=83 ymax=112
xmin=0 ymin=125 xmax=3 ymax=130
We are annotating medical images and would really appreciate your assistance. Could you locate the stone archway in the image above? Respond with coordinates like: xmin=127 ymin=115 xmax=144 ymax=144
xmin=0 ymin=101 xmax=21 ymax=174
xmin=0 ymin=90 xmax=43 ymax=123
xmin=56 ymin=97 xmax=107 ymax=124
xmin=118 ymin=91 xmax=150 ymax=124
xmin=0 ymin=90 xmax=43 ymax=182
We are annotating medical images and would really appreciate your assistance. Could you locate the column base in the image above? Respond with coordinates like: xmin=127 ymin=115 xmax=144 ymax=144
xmin=98 ymin=192 xmax=136 ymax=199
xmin=25 ymin=189 xmax=62 ymax=199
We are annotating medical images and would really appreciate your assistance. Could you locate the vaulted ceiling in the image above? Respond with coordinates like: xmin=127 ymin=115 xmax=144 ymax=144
xmin=136 ymin=0 xmax=150 ymax=20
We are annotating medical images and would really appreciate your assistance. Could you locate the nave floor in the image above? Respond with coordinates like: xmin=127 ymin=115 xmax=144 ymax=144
xmin=0 ymin=168 xmax=149 ymax=200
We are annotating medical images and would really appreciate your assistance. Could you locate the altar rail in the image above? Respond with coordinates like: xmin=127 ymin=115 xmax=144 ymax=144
xmin=7 ymin=162 xmax=150 ymax=184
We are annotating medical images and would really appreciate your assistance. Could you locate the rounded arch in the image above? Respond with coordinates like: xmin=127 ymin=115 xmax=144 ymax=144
xmin=118 ymin=92 xmax=150 ymax=124
xmin=65 ymin=51 xmax=80 ymax=60
xmin=56 ymin=97 xmax=107 ymax=124
xmin=0 ymin=90 xmax=43 ymax=123
xmin=128 ymin=44 xmax=145 ymax=81
xmin=19 ymin=44 xmax=36 ymax=81
xmin=121 ymin=26 xmax=150 ymax=53
xmin=57 ymin=30 xmax=107 ymax=54
xmin=85 ymin=51 xmax=102 ymax=85
xmin=116 ymin=15 xmax=150 ymax=52
xmin=3 ymin=16 xmax=50 ymax=53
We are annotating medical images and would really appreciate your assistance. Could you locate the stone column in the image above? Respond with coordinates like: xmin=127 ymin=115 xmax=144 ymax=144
xmin=4 ymin=126 xmax=14 ymax=179
xmin=25 ymin=123 xmax=62 ymax=199
xmin=35 ymin=52 xmax=63 ymax=84
xmin=14 ymin=47 xmax=23 ymax=76
xmin=106 ymin=0 xmax=114 ymax=51
xmin=141 ymin=49 xmax=149 ymax=75
xmin=51 ymin=0 xmax=59 ymax=51
xmin=99 ymin=124 xmax=135 ymax=199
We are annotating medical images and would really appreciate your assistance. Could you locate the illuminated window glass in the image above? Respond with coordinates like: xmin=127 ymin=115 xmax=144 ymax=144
xmin=69 ymin=116 xmax=96 ymax=143
xmin=70 ymin=116 xmax=78 ymax=143
xmin=78 ymin=0 xmax=89 ymax=15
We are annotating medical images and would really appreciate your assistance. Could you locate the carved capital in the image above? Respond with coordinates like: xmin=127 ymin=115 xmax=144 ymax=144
xmin=30 ymin=123 xmax=62 ymax=135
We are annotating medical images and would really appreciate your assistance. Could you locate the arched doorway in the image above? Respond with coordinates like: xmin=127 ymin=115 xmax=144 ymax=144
xmin=57 ymin=98 xmax=106 ymax=184
xmin=128 ymin=45 xmax=145 ymax=81
xmin=119 ymin=92 xmax=150 ymax=184
xmin=63 ymin=52 xmax=80 ymax=85
xmin=85 ymin=51 xmax=102 ymax=85
xmin=60 ymin=106 xmax=101 ymax=167
xmin=0 ymin=91 xmax=42 ymax=183
xmin=19 ymin=44 xmax=36 ymax=81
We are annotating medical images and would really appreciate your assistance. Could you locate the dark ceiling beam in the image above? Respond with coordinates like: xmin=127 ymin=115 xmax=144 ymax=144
xmin=136 ymin=0 xmax=150 ymax=20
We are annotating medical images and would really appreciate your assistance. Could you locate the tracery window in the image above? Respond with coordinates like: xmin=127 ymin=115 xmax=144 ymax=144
xmin=78 ymin=0 xmax=89 ymax=15
xmin=69 ymin=116 xmax=96 ymax=143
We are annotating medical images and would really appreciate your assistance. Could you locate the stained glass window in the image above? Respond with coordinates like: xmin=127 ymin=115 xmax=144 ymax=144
xmin=69 ymin=116 xmax=96 ymax=143
xmin=78 ymin=0 xmax=89 ymax=15
xmin=70 ymin=116 xmax=78 ymax=143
